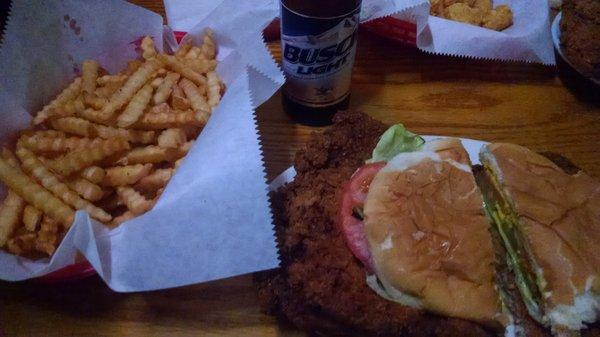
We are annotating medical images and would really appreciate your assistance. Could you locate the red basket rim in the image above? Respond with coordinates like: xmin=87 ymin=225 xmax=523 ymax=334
xmin=36 ymin=261 xmax=96 ymax=284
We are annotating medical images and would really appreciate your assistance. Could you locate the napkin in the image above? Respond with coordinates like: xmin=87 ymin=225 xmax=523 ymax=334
xmin=0 ymin=0 xmax=283 ymax=291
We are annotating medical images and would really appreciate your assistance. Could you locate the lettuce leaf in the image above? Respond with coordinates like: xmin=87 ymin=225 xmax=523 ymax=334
xmin=368 ymin=124 xmax=425 ymax=163
xmin=486 ymin=201 xmax=545 ymax=324
xmin=478 ymin=163 xmax=546 ymax=325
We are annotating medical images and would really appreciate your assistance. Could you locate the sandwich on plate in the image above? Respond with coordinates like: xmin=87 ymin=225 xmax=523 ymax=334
xmin=361 ymin=137 xmax=512 ymax=330
xmin=258 ymin=111 xmax=599 ymax=337
xmin=478 ymin=143 xmax=600 ymax=335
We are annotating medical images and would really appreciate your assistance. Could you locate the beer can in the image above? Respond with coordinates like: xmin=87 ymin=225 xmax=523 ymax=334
xmin=280 ymin=0 xmax=361 ymax=125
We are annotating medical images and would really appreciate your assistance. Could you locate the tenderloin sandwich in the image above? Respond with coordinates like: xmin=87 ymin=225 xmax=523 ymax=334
xmin=479 ymin=143 xmax=600 ymax=334
xmin=258 ymin=111 xmax=600 ymax=337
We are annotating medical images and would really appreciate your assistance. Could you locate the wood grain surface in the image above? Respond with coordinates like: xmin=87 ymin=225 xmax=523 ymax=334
xmin=1 ymin=1 xmax=599 ymax=336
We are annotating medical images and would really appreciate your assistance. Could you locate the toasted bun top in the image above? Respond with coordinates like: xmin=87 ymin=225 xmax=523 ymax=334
xmin=481 ymin=143 xmax=600 ymax=308
xmin=364 ymin=139 xmax=506 ymax=328
xmin=422 ymin=137 xmax=472 ymax=166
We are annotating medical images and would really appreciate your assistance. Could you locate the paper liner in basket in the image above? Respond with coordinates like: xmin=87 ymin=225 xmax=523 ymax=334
xmin=365 ymin=0 xmax=555 ymax=64
xmin=0 ymin=0 xmax=282 ymax=292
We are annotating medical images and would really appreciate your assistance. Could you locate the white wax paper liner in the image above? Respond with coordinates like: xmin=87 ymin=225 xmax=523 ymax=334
xmin=369 ymin=0 xmax=555 ymax=64
xmin=367 ymin=0 xmax=555 ymax=64
xmin=417 ymin=0 xmax=555 ymax=64
xmin=0 ymin=0 xmax=284 ymax=292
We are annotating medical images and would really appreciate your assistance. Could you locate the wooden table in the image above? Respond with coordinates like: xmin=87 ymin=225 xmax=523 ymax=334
xmin=1 ymin=1 xmax=599 ymax=336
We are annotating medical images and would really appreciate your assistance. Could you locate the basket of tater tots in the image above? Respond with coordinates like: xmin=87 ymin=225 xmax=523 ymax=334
xmin=361 ymin=0 xmax=556 ymax=64
xmin=0 ymin=0 xmax=284 ymax=290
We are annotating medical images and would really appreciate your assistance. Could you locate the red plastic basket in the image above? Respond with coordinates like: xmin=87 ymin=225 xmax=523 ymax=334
xmin=36 ymin=261 xmax=97 ymax=284
xmin=261 ymin=17 xmax=417 ymax=45
xmin=36 ymin=31 xmax=191 ymax=284
xmin=362 ymin=17 xmax=417 ymax=46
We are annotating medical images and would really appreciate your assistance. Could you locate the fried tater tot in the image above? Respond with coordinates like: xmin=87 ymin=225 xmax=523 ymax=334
xmin=443 ymin=3 xmax=484 ymax=25
xmin=482 ymin=5 xmax=512 ymax=31
xmin=473 ymin=0 xmax=492 ymax=12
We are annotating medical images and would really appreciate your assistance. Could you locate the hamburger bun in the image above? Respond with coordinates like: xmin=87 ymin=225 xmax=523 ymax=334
xmin=364 ymin=140 xmax=509 ymax=328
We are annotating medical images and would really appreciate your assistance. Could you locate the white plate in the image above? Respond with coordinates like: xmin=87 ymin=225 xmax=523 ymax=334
xmin=268 ymin=136 xmax=489 ymax=192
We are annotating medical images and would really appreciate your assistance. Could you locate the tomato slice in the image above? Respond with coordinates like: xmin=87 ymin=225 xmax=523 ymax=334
xmin=337 ymin=162 xmax=385 ymax=272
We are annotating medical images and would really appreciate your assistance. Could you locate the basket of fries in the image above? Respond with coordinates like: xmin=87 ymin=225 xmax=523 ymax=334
xmin=0 ymin=0 xmax=282 ymax=290
xmin=11 ymin=31 xmax=203 ymax=282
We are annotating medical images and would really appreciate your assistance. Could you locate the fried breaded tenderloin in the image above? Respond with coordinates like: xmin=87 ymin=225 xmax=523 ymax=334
xmin=257 ymin=112 xmax=495 ymax=336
